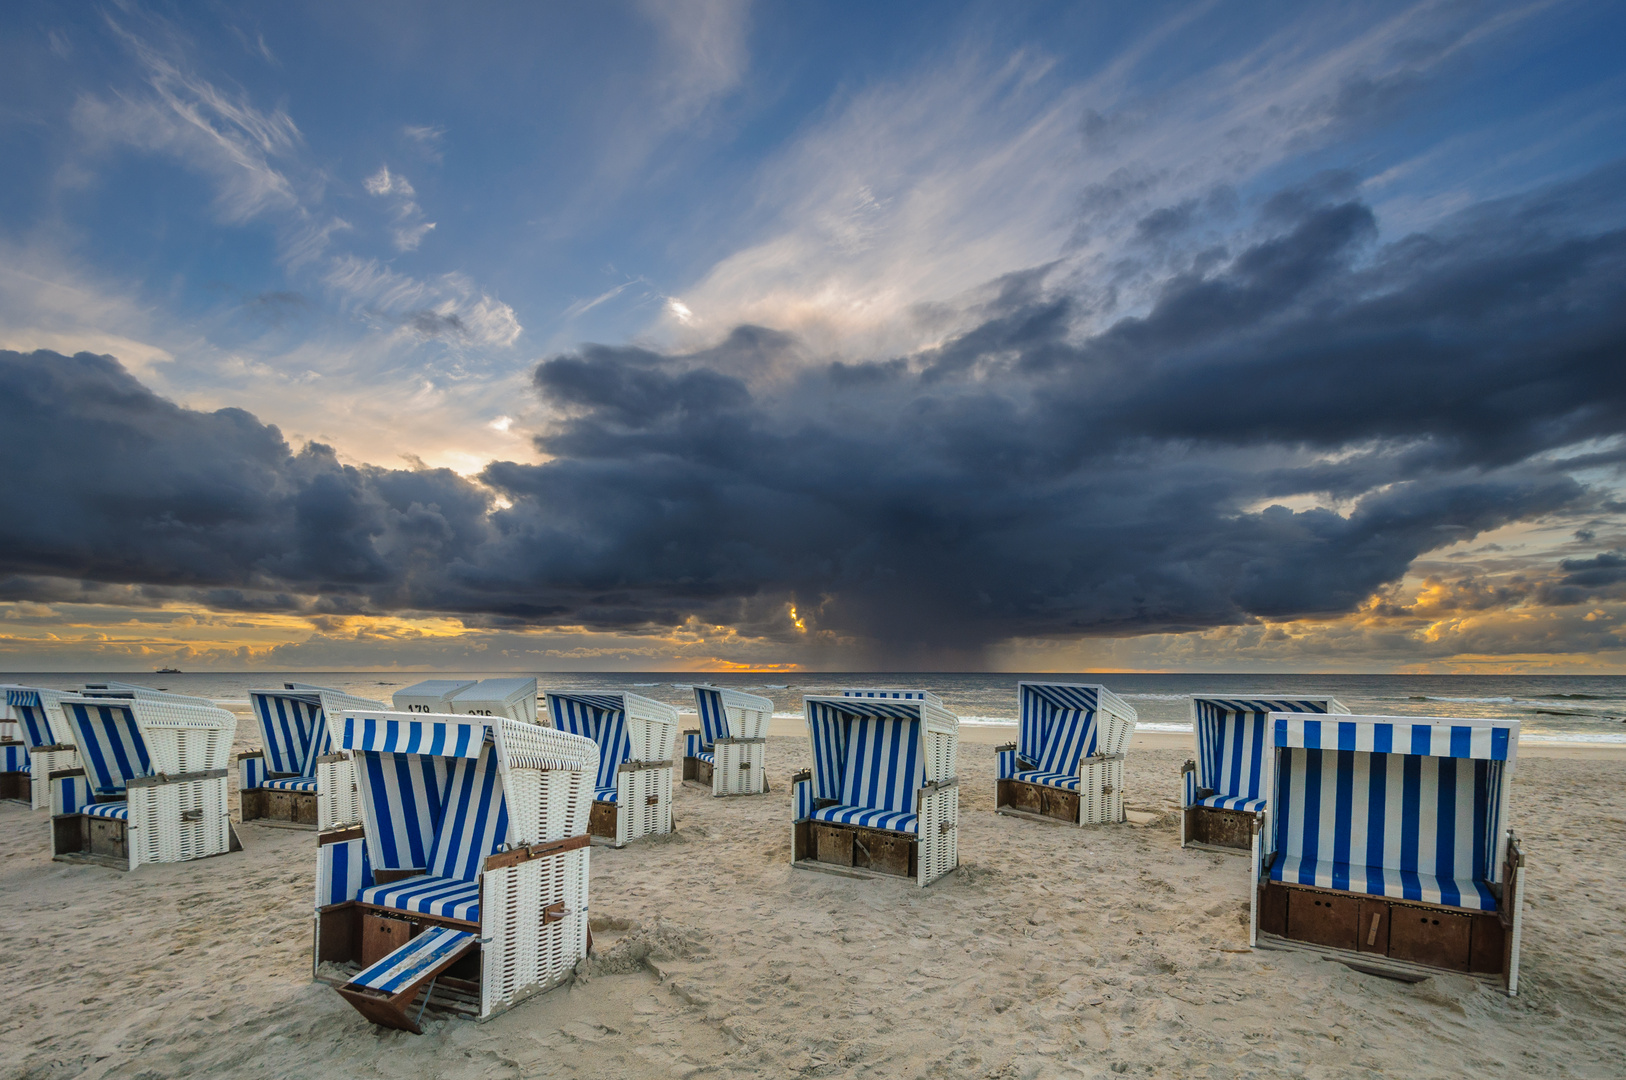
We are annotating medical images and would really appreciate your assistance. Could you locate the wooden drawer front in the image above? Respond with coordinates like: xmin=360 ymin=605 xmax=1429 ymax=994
xmin=1039 ymin=787 xmax=1079 ymax=823
xmin=813 ymin=824 xmax=854 ymax=867
xmin=1357 ymin=899 xmax=1390 ymax=955
xmin=1389 ymin=906 xmax=1472 ymax=971
xmin=89 ymin=817 xmax=129 ymax=860
xmin=1469 ymin=912 xmax=1506 ymax=974
xmin=854 ymin=830 xmax=912 ymax=877
xmin=1003 ymin=781 xmax=1041 ymax=815
xmin=1193 ymin=807 xmax=1254 ymax=850
xmin=1287 ymin=888 xmax=1360 ymax=950
xmin=588 ymin=801 xmax=617 ymax=839
xmin=361 ymin=913 xmax=413 ymax=967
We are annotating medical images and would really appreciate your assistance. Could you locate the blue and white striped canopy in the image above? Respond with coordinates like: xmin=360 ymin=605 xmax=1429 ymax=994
xmin=63 ymin=700 xmax=151 ymax=794
xmin=342 ymin=714 xmax=492 ymax=758
xmin=547 ymin=694 xmax=630 ymax=792
xmin=1273 ymin=716 xmax=1515 ymax=761
xmin=251 ymin=691 xmax=326 ymax=775
xmin=1017 ymin=683 xmax=1100 ymax=775
xmin=6 ymin=688 xmax=60 ymax=750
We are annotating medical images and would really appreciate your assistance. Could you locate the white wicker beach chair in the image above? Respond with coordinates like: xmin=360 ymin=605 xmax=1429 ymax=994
xmin=393 ymin=679 xmax=478 ymax=713
xmin=0 ymin=686 xmax=80 ymax=810
xmin=1251 ymin=712 xmax=1527 ymax=993
xmin=314 ymin=710 xmax=597 ymax=1031
xmin=239 ymin=683 xmax=385 ymax=830
xmin=790 ymin=689 xmax=959 ymax=886
xmin=1181 ymin=696 xmax=1349 ymax=853
xmin=682 ymin=685 xmax=773 ymax=796
xmin=48 ymin=691 xmax=239 ymax=870
xmin=448 ymin=678 xmax=540 ymax=724
xmin=544 ymin=690 xmax=678 ymax=846
xmin=994 ymin=682 xmax=1136 ymax=825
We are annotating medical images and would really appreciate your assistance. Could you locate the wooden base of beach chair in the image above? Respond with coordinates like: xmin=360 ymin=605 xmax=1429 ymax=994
xmin=1257 ymin=879 xmax=1507 ymax=976
xmin=240 ymin=786 xmax=319 ymax=829
xmin=682 ymin=754 xmax=713 ymax=788
xmin=1184 ymin=805 xmax=1255 ymax=851
xmin=0 ymin=770 xmax=29 ymax=804
xmin=996 ymin=778 xmax=1080 ymax=824
xmin=51 ymin=812 xmax=242 ymax=870
xmin=52 ymin=812 xmax=129 ymax=868
xmin=793 ymin=821 xmax=918 ymax=879
xmin=588 ymin=800 xmax=618 ymax=841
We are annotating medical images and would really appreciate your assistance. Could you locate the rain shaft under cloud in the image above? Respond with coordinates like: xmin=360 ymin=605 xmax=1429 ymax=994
xmin=3 ymin=169 xmax=1624 ymax=664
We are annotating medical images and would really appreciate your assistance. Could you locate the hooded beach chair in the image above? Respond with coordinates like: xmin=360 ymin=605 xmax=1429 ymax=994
xmin=313 ymin=710 xmax=597 ymax=1031
xmin=994 ymin=682 xmax=1137 ymax=825
xmin=1181 ymin=697 xmax=1349 ymax=852
xmin=682 ymin=685 xmax=774 ymax=796
xmin=48 ymin=690 xmax=239 ymax=870
xmin=1252 ymin=712 xmax=1527 ymax=993
xmin=393 ymin=679 xmax=478 ymax=713
xmin=790 ymin=689 xmax=959 ymax=886
xmin=447 ymin=678 xmax=540 ymax=724
xmin=544 ymin=690 xmax=678 ymax=846
xmin=0 ymin=685 xmax=79 ymax=809
xmin=239 ymin=683 xmax=386 ymax=830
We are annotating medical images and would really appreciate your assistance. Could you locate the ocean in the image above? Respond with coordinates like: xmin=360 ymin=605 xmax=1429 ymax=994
xmin=9 ymin=671 xmax=1626 ymax=743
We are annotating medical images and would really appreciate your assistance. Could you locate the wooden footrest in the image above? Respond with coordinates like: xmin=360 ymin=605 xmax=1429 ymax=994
xmin=336 ymin=926 xmax=478 ymax=1033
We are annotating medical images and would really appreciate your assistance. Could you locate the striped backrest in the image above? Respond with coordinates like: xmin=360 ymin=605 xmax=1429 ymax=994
xmin=838 ymin=716 xmax=923 ymax=814
xmin=1019 ymin=685 xmax=1100 ymax=774
xmin=251 ymin=692 xmax=324 ymax=775
xmin=1274 ymin=748 xmax=1501 ymax=884
xmin=806 ymin=701 xmax=849 ymax=801
xmin=427 ymin=743 xmax=510 ymax=880
xmin=694 ymin=687 xmax=731 ymax=748
xmin=548 ymin=695 xmax=629 ymax=790
xmin=63 ymin=701 xmax=151 ymax=794
xmin=354 ymin=750 xmax=451 ymax=871
xmin=1195 ymin=698 xmax=1329 ymax=800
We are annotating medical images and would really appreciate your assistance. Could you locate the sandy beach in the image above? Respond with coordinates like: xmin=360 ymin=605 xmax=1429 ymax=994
xmin=2 ymin=731 xmax=1622 ymax=1080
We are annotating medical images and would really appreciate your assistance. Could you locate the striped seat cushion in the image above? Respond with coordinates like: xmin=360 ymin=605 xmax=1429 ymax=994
xmin=1013 ymin=769 xmax=1079 ymax=791
xmin=594 ymin=786 xmax=617 ymax=803
xmin=1197 ymin=793 xmax=1266 ymax=813
xmin=810 ymin=803 xmax=918 ymax=834
xmin=82 ymin=801 xmax=130 ymax=821
xmin=360 ymin=875 xmax=482 ymax=922
xmin=1270 ymin=854 xmax=1496 ymax=911
xmin=264 ymin=777 xmax=319 ymax=792
xmin=695 ymin=751 xmax=715 ymax=765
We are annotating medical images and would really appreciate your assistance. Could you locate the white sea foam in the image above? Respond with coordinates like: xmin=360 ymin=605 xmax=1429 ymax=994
xmin=1134 ymin=722 xmax=1195 ymax=733
xmin=1520 ymin=732 xmax=1626 ymax=744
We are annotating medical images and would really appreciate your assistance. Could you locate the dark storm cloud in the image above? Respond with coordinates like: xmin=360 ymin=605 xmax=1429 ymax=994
xmin=4 ymin=162 xmax=1625 ymax=659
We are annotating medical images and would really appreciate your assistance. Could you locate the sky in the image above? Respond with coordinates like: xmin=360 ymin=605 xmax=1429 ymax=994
xmin=1 ymin=0 xmax=1625 ymax=673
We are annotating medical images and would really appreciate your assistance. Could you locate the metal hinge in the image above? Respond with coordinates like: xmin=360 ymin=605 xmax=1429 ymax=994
xmin=939 ymin=821 xmax=954 ymax=834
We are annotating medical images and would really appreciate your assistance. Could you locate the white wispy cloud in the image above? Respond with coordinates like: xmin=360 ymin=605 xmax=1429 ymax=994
xmin=364 ymin=164 xmax=436 ymax=251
